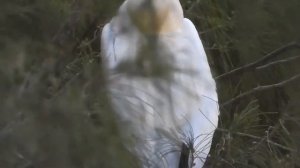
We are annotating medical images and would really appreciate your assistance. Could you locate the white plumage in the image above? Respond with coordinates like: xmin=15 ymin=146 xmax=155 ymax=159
xmin=101 ymin=0 xmax=219 ymax=167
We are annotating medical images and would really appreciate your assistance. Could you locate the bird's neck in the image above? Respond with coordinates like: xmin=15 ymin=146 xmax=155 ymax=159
xmin=126 ymin=0 xmax=183 ymax=34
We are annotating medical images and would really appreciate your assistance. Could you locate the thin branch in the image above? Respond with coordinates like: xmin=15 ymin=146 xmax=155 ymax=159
xmin=216 ymin=128 xmax=296 ymax=152
xmin=221 ymin=74 xmax=300 ymax=107
xmin=215 ymin=42 xmax=300 ymax=80
xmin=256 ymin=55 xmax=300 ymax=70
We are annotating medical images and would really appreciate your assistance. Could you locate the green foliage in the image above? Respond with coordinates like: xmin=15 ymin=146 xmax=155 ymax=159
xmin=185 ymin=0 xmax=300 ymax=167
xmin=0 ymin=1 xmax=135 ymax=168
xmin=0 ymin=0 xmax=299 ymax=167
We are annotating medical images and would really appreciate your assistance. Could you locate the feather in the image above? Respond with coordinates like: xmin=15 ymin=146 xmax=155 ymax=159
xmin=101 ymin=0 xmax=219 ymax=167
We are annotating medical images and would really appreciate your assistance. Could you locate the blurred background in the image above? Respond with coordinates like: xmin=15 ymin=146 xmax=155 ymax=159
xmin=0 ymin=0 xmax=299 ymax=167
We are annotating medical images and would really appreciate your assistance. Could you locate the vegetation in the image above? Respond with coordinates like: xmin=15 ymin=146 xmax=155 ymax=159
xmin=0 ymin=0 xmax=299 ymax=167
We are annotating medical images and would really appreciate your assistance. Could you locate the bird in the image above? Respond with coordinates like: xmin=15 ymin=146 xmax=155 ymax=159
xmin=101 ymin=0 xmax=219 ymax=167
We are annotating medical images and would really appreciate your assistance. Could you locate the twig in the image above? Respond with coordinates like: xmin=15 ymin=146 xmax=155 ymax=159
xmin=215 ymin=42 xmax=300 ymax=80
xmin=216 ymin=128 xmax=296 ymax=152
xmin=256 ymin=55 xmax=300 ymax=70
xmin=221 ymin=74 xmax=300 ymax=107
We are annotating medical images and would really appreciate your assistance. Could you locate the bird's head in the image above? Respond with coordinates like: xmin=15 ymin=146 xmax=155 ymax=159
xmin=125 ymin=0 xmax=183 ymax=34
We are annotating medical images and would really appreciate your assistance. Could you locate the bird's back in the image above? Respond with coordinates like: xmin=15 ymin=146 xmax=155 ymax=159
xmin=101 ymin=1 xmax=219 ymax=167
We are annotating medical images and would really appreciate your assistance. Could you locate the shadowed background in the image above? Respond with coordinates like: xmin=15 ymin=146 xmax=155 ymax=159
xmin=0 ymin=0 xmax=299 ymax=167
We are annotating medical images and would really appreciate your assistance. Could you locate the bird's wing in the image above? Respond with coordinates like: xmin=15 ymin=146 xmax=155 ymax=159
xmin=180 ymin=18 xmax=219 ymax=167
xmin=101 ymin=22 xmax=119 ymax=69
xmin=182 ymin=18 xmax=216 ymax=87
xmin=101 ymin=16 xmax=140 ymax=72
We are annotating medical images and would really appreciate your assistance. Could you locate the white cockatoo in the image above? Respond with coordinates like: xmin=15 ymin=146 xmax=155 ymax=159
xmin=101 ymin=0 xmax=219 ymax=167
